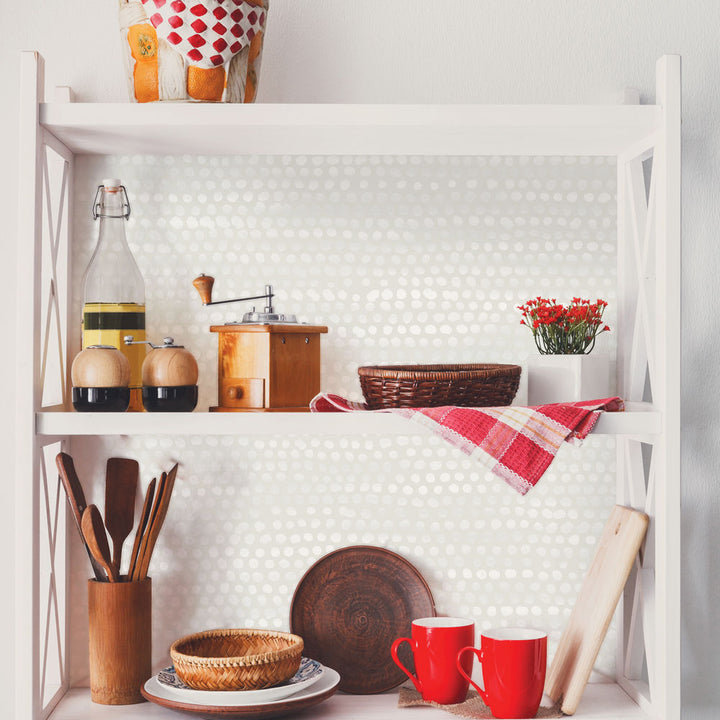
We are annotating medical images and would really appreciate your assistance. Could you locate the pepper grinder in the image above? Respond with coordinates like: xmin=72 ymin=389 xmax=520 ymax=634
xmin=71 ymin=345 xmax=131 ymax=412
xmin=124 ymin=336 xmax=199 ymax=412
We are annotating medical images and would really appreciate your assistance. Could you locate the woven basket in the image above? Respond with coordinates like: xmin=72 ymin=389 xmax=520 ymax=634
xmin=170 ymin=629 xmax=303 ymax=691
xmin=358 ymin=364 xmax=521 ymax=409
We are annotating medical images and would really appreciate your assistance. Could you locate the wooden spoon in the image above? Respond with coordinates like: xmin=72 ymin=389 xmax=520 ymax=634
xmin=82 ymin=505 xmax=119 ymax=582
xmin=104 ymin=458 xmax=139 ymax=575
xmin=135 ymin=463 xmax=178 ymax=580
xmin=127 ymin=477 xmax=156 ymax=582
xmin=56 ymin=452 xmax=106 ymax=581
xmin=132 ymin=471 xmax=165 ymax=581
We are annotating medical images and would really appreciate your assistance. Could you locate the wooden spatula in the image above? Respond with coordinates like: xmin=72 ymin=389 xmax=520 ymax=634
xmin=104 ymin=458 xmax=139 ymax=577
xmin=56 ymin=452 xmax=106 ymax=581
xmin=82 ymin=505 xmax=119 ymax=582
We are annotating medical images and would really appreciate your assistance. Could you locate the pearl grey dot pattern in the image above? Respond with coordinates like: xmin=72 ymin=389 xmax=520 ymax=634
xmin=68 ymin=154 xmax=619 ymax=684
xmin=72 ymin=154 xmax=616 ymax=407
xmin=67 ymin=433 xmax=617 ymax=685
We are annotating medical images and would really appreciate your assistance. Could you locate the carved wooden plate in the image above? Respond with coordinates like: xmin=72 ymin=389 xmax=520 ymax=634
xmin=290 ymin=545 xmax=436 ymax=694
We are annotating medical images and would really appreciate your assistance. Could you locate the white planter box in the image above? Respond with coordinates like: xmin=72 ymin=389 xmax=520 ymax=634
xmin=527 ymin=354 xmax=610 ymax=405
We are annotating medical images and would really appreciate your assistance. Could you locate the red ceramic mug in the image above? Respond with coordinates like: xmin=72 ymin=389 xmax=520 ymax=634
xmin=456 ymin=628 xmax=547 ymax=719
xmin=391 ymin=617 xmax=475 ymax=705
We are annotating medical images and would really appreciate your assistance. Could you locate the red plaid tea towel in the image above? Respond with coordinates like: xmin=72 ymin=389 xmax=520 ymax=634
xmin=310 ymin=394 xmax=624 ymax=495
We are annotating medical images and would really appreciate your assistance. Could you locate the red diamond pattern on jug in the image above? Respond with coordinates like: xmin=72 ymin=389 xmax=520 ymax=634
xmin=141 ymin=0 xmax=265 ymax=68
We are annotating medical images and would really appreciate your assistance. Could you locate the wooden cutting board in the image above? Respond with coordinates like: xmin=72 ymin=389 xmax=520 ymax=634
xmin=545 ymin=504 xmax=649 ymax=715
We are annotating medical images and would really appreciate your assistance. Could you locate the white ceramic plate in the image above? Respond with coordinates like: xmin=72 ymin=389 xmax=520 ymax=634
xmin=152 ymin=657 xmax=325 ymax=706
xmin=142 ymin=666 xmax=340 ymax=718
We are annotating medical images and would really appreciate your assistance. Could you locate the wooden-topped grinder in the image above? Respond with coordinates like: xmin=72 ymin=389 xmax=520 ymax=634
xmin=193 ymin=275 xmax=328 ymax=412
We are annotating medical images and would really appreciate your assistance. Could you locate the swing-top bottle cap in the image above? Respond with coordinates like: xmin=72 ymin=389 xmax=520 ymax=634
xmin=93 ymin=180 xmax=131 ymax=219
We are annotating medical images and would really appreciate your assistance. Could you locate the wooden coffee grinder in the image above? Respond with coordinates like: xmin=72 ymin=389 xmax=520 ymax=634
xmin=193 ymin=275 xmax=328 ymax=412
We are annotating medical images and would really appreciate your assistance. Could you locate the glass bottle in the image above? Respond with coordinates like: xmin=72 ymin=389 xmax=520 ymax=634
xmin=81 ymin=179 xmax=146 ymax=411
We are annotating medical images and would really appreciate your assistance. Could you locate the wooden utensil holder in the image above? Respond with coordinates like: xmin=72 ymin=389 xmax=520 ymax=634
xmin=88 ymin=577 xmax=151 ymax=705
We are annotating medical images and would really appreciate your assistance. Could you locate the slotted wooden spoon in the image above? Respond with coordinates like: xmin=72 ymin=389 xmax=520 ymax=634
xmin=104 ymin=458 xmax=139 ymax=577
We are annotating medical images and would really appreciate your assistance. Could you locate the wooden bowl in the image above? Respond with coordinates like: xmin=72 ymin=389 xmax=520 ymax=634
xmin=170 ymin=629 xmax=303 ymax=691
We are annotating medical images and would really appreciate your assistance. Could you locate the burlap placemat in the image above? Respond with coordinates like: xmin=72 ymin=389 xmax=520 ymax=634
xmin=397 ymin=684 xmax=563 ymax=719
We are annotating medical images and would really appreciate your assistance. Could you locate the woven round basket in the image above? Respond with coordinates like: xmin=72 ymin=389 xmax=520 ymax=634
xmin=358 ymin=363 xmax=521 ymax=409
xmin=170 ymin=629 xmax=303 ymax=691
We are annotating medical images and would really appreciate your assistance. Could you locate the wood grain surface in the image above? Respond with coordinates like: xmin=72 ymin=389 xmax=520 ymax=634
xmin=142 ymin=345 xmax=199 ymax=386
xmin=290 ymin=546 xmax=436 ymax=694
xmin=133 ymin=462 xmax=178 ymax=580
xmin=88 ymin=577 xmax=152 ymax=705
xmin=209 ymin=324 xmax=327 ymax=411
xmin=545 ymin=504 xmax=649 ymax=715
xmin=56 ymin=452 xmax=106 ymax=581
xmin=127 ymin=477 xmax=157 ymax=581
xmin=104 ymin=457 xmax=139 ymax=574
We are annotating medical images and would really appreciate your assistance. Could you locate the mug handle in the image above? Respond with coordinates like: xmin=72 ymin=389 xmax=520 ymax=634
xmin=457 ymin=646 xmax=489 ymax=705
xmin=391 ymin=637 xmax=422 ymax=694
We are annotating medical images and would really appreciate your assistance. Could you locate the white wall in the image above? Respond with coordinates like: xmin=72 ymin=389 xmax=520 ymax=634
xmin=1 ymin=1 xmax=717 ymax=718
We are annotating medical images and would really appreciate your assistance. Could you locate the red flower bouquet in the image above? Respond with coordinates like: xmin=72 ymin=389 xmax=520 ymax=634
xmin=518 ymin=297 xmax=610 ymax=355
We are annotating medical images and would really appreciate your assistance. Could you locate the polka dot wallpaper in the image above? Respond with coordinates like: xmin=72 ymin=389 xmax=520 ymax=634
xmin=68 ymin=153 xmax=618 ymax=685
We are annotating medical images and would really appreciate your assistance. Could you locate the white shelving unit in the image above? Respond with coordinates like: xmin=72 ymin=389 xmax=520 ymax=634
xmin=40 ymin=101 xmax=661 ymax=157
xmin=16 ymin=51 xmax=681 ymax=720
xmin=36 ymin=402 xmax=660 ymax=438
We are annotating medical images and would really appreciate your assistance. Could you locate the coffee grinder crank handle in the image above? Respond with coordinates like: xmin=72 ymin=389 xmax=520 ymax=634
xmin=192 ymin=274 xmax=275 ymax=312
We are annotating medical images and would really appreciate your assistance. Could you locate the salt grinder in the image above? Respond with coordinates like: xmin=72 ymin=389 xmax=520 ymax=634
xmin=124 ymin=336 xmax=199 ymax=412
xmin=71 ymin=345 xmax=131 ymax=412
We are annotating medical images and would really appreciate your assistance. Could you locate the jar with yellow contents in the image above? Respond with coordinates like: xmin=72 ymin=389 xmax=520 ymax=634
xmin=81 ymin=179 xmax=146 ymax=411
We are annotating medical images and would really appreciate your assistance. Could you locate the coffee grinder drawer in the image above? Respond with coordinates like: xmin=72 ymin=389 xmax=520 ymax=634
xmin=219 ymin=378 xmax=266 ymax=409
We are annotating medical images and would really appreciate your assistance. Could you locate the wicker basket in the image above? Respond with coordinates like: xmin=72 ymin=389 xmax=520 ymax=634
xmin=358 ymin=364 xmax=521 ymax=409
xmin=170 ymin=629 xmax=303 ymax=691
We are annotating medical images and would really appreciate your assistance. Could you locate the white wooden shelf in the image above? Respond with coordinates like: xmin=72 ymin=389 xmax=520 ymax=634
xmin=40 ymin=102 xmax=661 ymax=157
xmin=36 ymin=402 xmax=660 ymax=438
xmin=50 ymin=683 xmax=653 ymax=720
xmin=17 ymin=53 xmax=682 ymax=720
